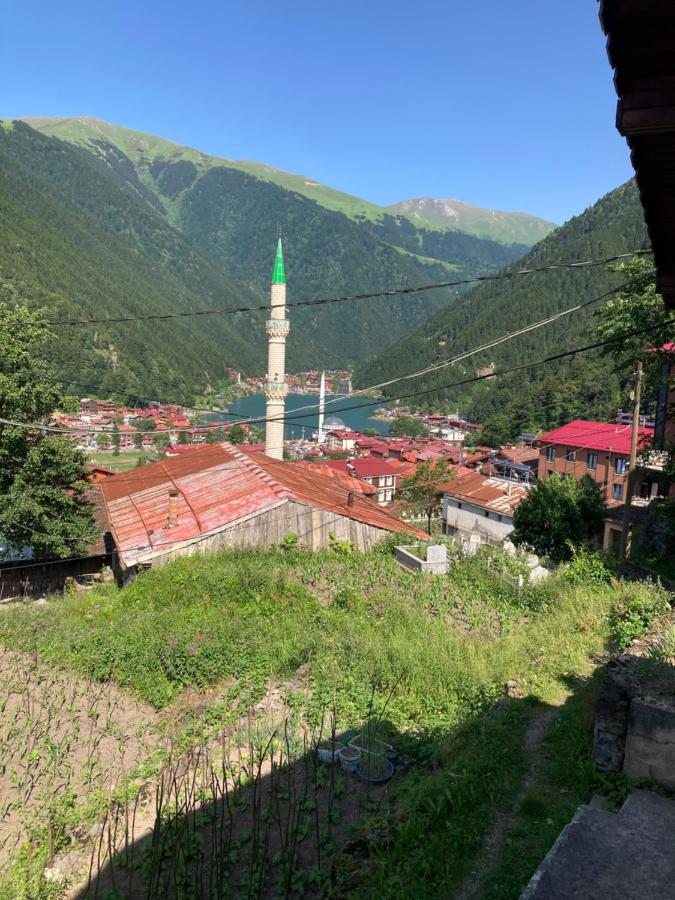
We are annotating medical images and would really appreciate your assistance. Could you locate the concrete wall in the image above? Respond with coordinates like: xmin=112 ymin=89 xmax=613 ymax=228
xmin=442 ymin=496 xmax=513 ymax=542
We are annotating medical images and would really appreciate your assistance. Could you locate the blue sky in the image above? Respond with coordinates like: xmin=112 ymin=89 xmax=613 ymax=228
xmin=2 ymin=0 xmax=633 ymax=223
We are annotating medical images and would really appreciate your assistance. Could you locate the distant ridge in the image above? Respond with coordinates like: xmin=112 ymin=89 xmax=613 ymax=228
xmin=388 ymin=196 xmax=556 ymax=246
xmin=23 ymin=116 xmax=554 ymax=248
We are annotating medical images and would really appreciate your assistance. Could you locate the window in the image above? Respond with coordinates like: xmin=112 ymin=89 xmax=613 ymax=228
xmin=565 ymin=447 xmax=577 ymax=462
xmin=615 ymin=457 xmax=627 ymax=475
xmin=547 ymin=470 xmax=554 ymax=479
xmin=612 ymin=483 xmax=623 ymax=501
xmin=484 ymin=510 xmax=490 ymax=518
xmin=497 ymin=514 xmax=503 ymax=522
xmin=457 ymin=502 xmax=463 ymax=510
xmin=545 ymin=446 xmax=555 ymax=462
xmin=587 ymin=452 xmax=598 ymax=470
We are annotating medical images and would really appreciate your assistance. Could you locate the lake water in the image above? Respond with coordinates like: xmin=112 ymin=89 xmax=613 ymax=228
xmin=215 ymin=394 xmax=390 ymax=441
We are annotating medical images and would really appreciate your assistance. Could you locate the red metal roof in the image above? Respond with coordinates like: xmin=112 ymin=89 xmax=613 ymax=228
xmin=538 ymin=420 xmax=653 ymax=455
xmin=100 ymin=443 xmax=423 ymax=567
xmin=346 ymin=457 xmax=401 ymax=478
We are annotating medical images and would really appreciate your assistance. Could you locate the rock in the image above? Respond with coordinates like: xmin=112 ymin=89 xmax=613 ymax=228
xmin=624 ymin=699 xmax=675 ymax=790
xmin=526 ymin=553 xmax=540 ymax=569
xmin=502 ymin=540 xmax=517 ymax=557
xmin=529 ymin=565 xmax=550 ymax=583
xmin=592 ymin=660 xmax=632 ymax=771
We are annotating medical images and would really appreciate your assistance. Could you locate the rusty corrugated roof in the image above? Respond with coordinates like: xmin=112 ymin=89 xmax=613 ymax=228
xmin=442 ymin=471 xmax=528 ymax=516
xmin=100 ymin=443 xmax=424 ymax=567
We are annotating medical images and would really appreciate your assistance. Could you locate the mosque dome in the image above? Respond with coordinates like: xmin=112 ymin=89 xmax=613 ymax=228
xmin=323 ymin=416 xmax=347 ymax=431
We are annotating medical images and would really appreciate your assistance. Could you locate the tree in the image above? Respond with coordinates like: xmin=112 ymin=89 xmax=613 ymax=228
xmin=477 ymin=414 xmax=513 ymax=448
xmin=133 ymin=417 xmax=156 ymax=432
xmin=399 ymin=460 xmax=452 ymax=534
xmin=389 ymin=416 xmax=429 ymax=438
xmin=362 ymin=428 xmax=379 ymax=437
xmin=178 ymin=430 xmax=191 ymax=445
xmin=112 ymin=426 xmax=121 ymax=456
xmin=0 ymin=304 xmax=97 ymax=558
xmin=152 ymin=431 xmax=170 ymax=450
xmin=206 ymin=426 xmax=227 ymax=444
xmin=512 ymin=474 xmax=606 ymax=561
xmin=96 ymin=432 xmax=111 ymax=450
xmin=133 ymin=431 xmax=143 ymax=450
xmin=227 ymin=424 xmax=246 ymax=444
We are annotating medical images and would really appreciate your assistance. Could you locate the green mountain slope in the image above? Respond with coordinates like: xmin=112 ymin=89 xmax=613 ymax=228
xmin=18 ymin=117 xmax=533 ymax=370
xmin=388 ymin=197 xmax=556 ymax=246
xmin=0 ymin=121 xmax=267 ymax=403
xmin=355 ymin=181 xmax=653 ymax=437
xmin=25 ymin=117 xmax=554 ymax=247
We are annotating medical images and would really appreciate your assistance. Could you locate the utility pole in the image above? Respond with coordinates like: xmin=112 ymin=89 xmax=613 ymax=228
xmin=619 ymin=361 xmax=643 ymax=565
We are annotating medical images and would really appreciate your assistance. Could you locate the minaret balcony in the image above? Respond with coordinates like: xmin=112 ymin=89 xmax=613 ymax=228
xmin=263 ymin=380 xmax=289 ymax=401
xmin=265 ymin=319 xmax=290 ymax=339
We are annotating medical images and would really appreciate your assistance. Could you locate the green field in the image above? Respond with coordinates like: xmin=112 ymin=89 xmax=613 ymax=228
xmin=84 ymin=450 xmax=161 ymax=473
xmin=0 ymin=542 xmax=668 ymax=898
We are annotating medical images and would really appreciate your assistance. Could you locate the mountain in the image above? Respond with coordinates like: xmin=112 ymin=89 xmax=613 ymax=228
xmin=11 ymin=118 xmax=537 ymax=379
xmin=355 ymin=180 xmax=652 ymax=438
xmin=0 ymin=120 xmax=268 ymax=405
xmin=25 ymin=117 xmax=553 ymax=247
xmin=388 ymin=197 xmax=556 ymax=247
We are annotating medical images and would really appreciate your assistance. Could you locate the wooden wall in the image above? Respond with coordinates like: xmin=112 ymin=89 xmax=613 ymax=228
xmin=122 ymin=500 xmax=394 ymax=575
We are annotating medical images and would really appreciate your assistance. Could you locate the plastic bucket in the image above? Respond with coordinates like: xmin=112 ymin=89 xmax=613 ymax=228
xmin=338 ymin=746 xmax=361 ymax=772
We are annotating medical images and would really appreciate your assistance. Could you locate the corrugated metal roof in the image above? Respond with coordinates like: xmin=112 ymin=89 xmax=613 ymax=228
xmin=100 ymin=443 xmax=424 ymax=567
xmin=442 ymin=471 xmax=528 ymax=516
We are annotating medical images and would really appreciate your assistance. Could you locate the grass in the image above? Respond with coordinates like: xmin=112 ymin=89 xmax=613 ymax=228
xmin=0 ymin=544 xmax=669 ymax=897
xmin=84 ymin=450 xmax=160 ymax=473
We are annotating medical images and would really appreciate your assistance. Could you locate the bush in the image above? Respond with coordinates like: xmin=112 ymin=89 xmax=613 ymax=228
xmin=610 ymin=581 xmax=671 ymax=650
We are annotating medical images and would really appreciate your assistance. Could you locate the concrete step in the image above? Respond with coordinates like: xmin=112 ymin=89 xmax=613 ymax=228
xmin=521 ymin=791 xmax=675 ymax=899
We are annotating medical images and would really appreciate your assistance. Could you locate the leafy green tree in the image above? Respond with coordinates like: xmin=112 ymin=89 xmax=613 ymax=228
xmin=0 ymin=304 xmax=97 ymax=558
xmin=206 ymin=427 xmax=227 ymax=444
xmin=477 ymin=414 xmax=513 ymax=448
xmin=399 ymin=460 xmax=452 ymax=534
xmin=133 ymin=431 xmax=143 ymax=450
xmin=389 ymin=416 xmax=429 ymax=438
xmin=594 ymin=257 xmax=673 ymax=406
xmin=152 ymin=431 xmax=170 ymax=450
xmin=96 ymin=432 xmax=111 ymax=450
xmin=512 ymin=474 xmax=606 ymax=561
xmin=177 ymin=430 xmax=191 ymax=445
xmin=112 ymin=426 xmax=121 ymax=456
xmin=362 ymin=428 xmax=379 ymax=437
xmin=134 ymin=417 xmax=156 ymax=432
xmin=227 ymin=424 xmax=246 ymax=444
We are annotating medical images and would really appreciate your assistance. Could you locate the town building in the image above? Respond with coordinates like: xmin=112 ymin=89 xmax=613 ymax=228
xmin=441 ymin=471 xmax=529 ymax=544
xmin=99 ymin=443 xmax=425 ymax=575
xmin=536 ymin=420 xmax=655 ymax=505
xmin=326 ymin=457 xmax=401 ymax=504
xmin=324 ymin=429 xmax=361 ymax=453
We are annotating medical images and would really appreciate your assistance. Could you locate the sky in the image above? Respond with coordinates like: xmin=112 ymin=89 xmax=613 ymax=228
xmin=2 ymin=0 xmax=634 ymax=224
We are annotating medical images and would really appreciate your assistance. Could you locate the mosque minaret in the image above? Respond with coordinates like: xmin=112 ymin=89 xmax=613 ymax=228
xmin=264 ymin=239 xmax=290 ymax=459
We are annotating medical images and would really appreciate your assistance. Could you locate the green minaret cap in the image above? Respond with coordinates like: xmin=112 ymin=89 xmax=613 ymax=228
xmin=271 ymin=238 xmax=286 ymax=284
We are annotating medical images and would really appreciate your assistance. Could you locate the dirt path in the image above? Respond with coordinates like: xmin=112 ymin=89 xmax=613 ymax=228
xmin=454 ymin=703 xmax=562 ymax=900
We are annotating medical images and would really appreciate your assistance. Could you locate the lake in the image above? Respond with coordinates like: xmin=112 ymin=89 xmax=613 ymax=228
xmin=214 ymin=394 xmax=390 ymax=440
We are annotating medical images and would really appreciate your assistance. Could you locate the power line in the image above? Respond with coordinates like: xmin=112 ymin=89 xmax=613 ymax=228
xmin=3 ymin=316 xmax=673 ymax=437
xmin=0 ymin=251 xmax=652 ymax=329
xmin=18 ymin=269 xmax=654 ymax=430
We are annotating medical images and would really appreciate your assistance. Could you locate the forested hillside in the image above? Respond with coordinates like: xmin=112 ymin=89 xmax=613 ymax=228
xmin=0 ymin=121 xmax=267 ymax=404
xmin=4 ymin=117 xmax=537 ymax=385
xmin=355 ymin=181 xmax=653 ymax=438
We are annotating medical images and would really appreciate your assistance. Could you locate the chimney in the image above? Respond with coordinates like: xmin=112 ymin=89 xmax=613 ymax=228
xmin=168 ymin=490 xmax=179 ymax=527
xmin=347 ymin=491 xmax=355 ymax=507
